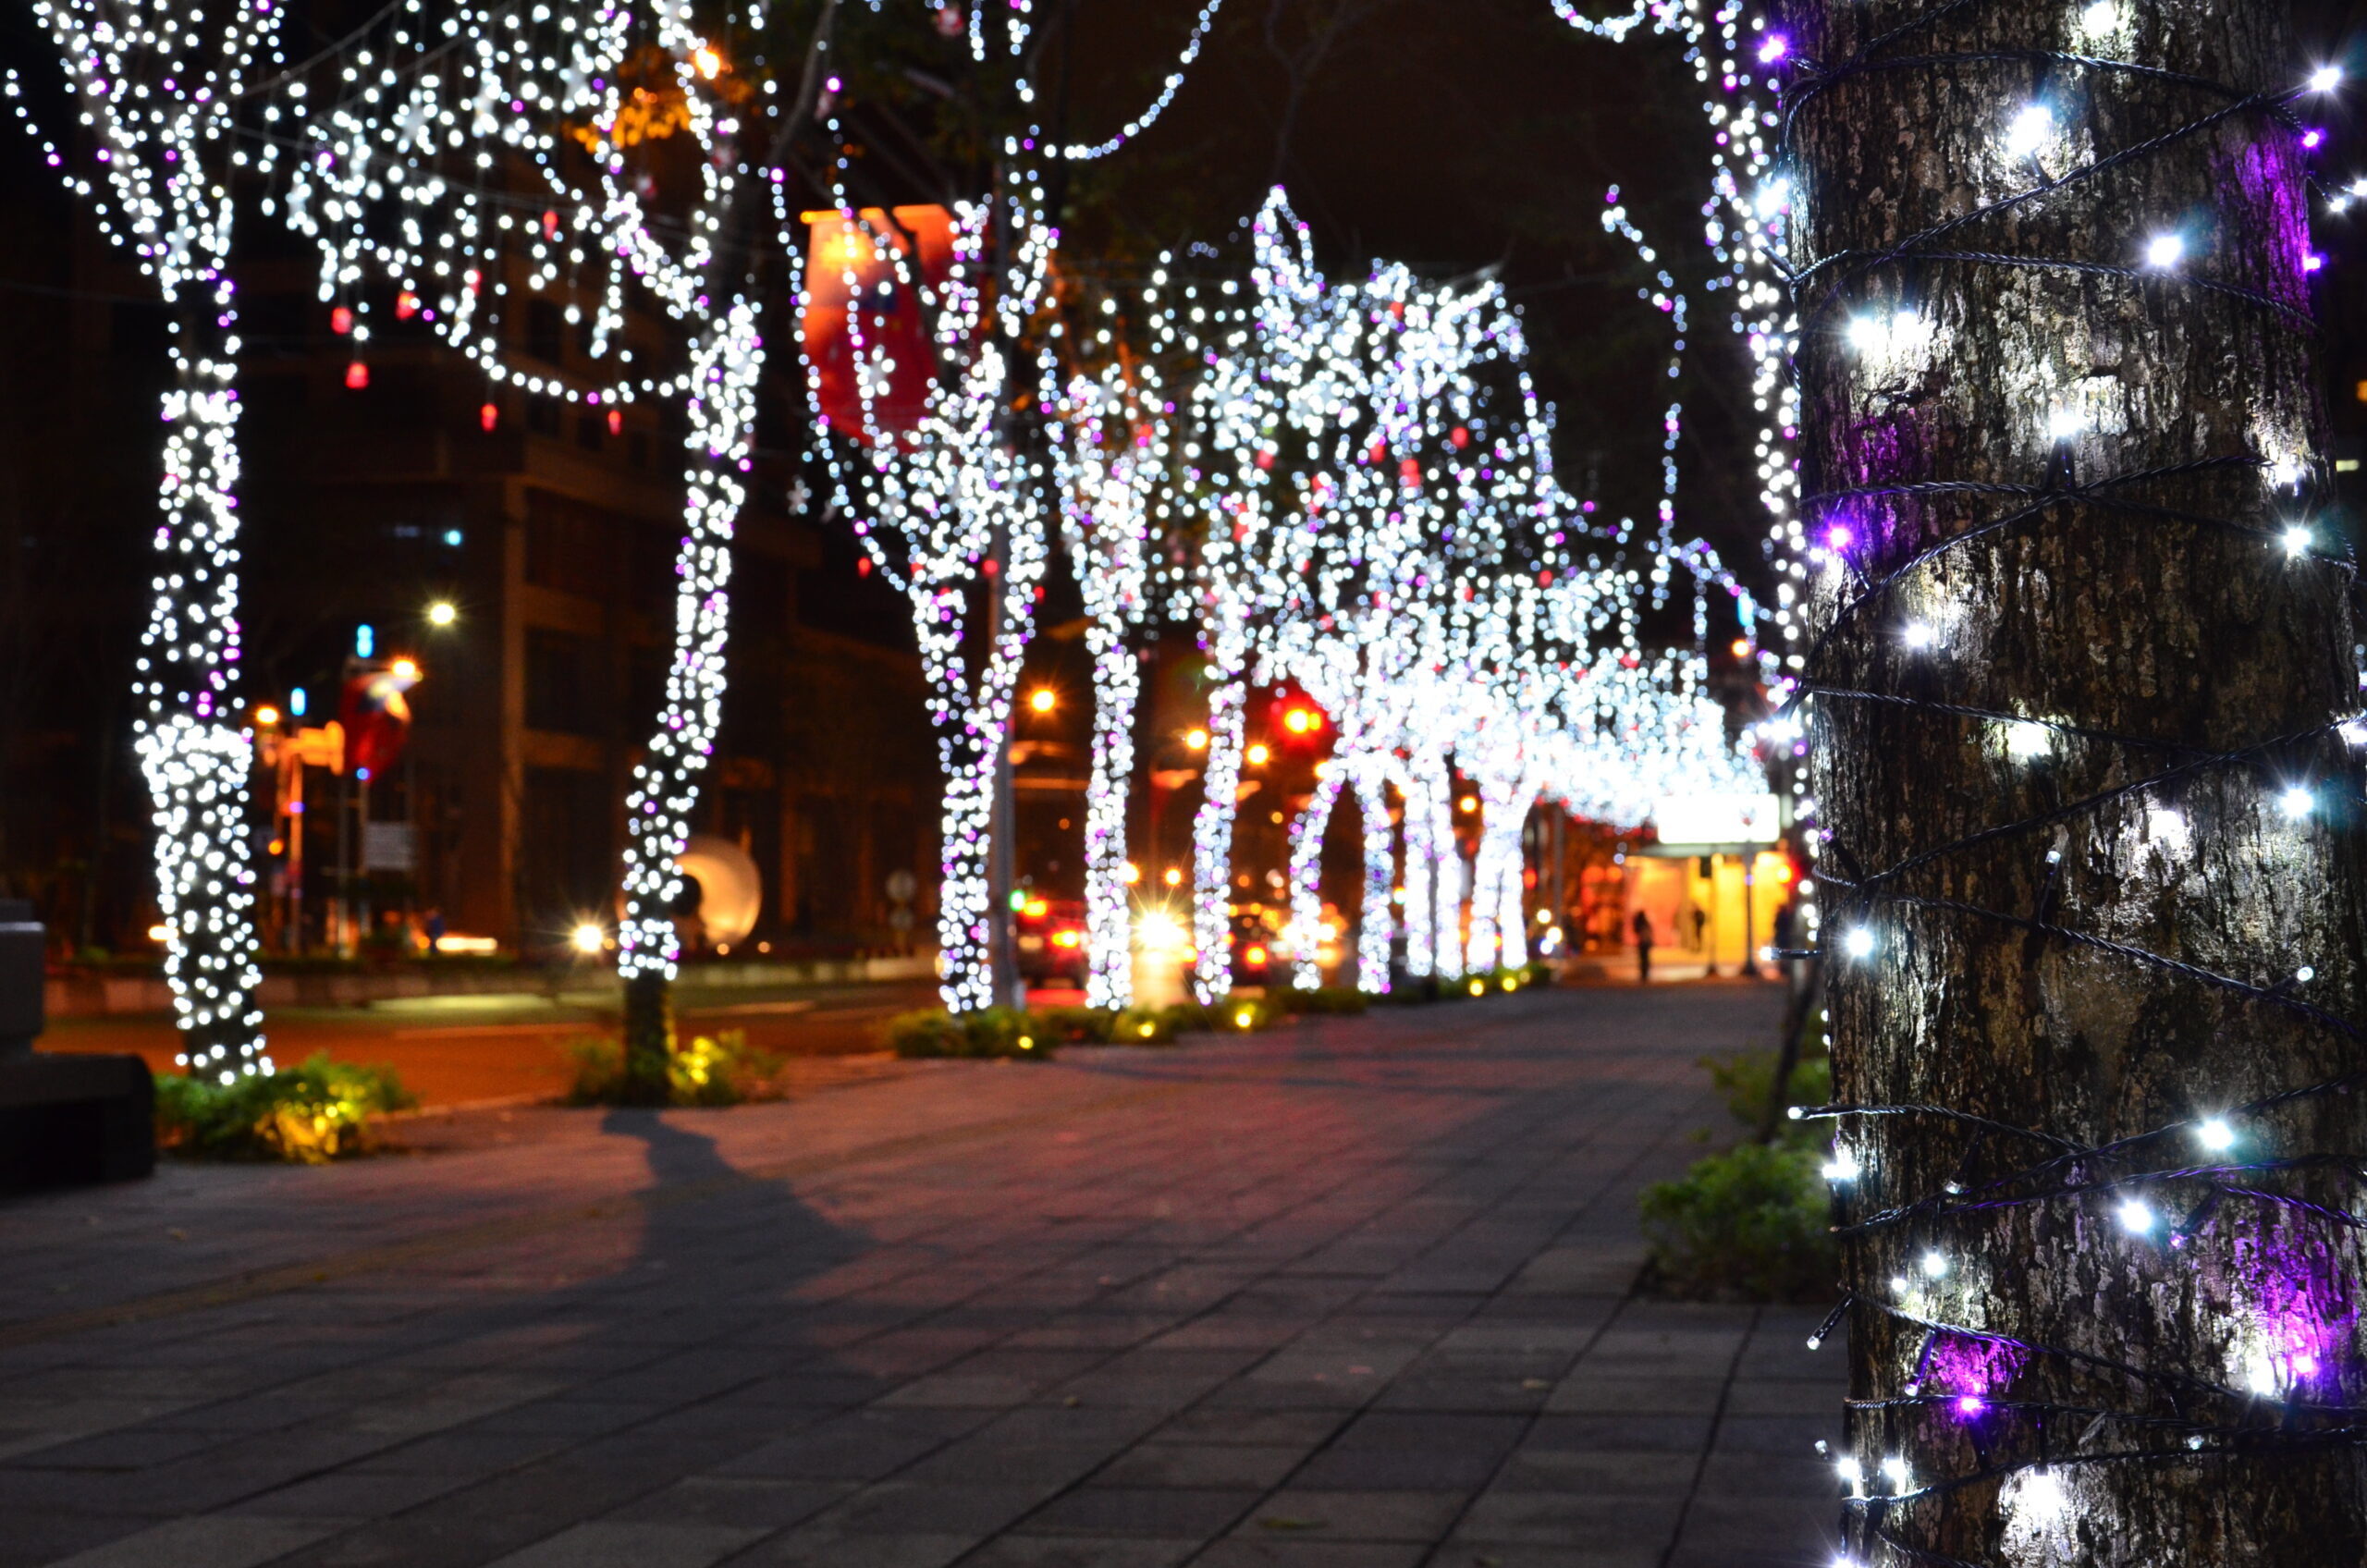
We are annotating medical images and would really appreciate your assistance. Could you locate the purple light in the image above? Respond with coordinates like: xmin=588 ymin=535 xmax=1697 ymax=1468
xmin=1758 ymin=34 xmax=1788 ymax=62
xmin=1826 ymin=524 xmax=1854 ymax=550
xmin=2304 ymin=129 xmax=2325 ymax=150
xmin=2305 ymin=253 xmax=2326 ymax=273
xmin=1955 ymin=1395 xmax=1985 ymax=1416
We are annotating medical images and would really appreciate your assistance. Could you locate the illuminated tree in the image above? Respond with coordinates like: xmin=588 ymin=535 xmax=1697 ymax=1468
xmin=10 ymin=0 xmax=287 ymax=1077
xmin=1048 ymin=353 xmax=1172 ymax=1009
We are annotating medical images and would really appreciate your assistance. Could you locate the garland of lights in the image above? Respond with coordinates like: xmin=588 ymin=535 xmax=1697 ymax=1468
xmin=1747 ymin=8 xmax=2367 ymax=1561
xmin=1047 ymin=355 xmax=1169 ymax=1009
xmin=10 ymin=0 xmax=286 ymax=1079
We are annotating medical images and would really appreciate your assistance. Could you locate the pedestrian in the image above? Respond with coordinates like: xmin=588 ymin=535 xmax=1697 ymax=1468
xmin=1772 ymin=897 xmax=1800 ymax=999
xmin=1632 ymin=908 xmax=1655 ymax=985
xmin=1689 ymin=900 xmax=1711 ymax=977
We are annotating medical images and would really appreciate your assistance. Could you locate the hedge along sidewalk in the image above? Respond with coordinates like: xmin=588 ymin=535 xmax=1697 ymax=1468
xmin=886 ymin=962 xmax=1555 ymax=1059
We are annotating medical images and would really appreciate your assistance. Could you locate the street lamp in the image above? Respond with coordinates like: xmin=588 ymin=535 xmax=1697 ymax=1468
xmin=427 ymin=601 xmax=458 ymax=628
xmin=1028 ymin=687 xmax=1056 ymax=715
xmin=570 ymin=924 xmax=607 ymax=955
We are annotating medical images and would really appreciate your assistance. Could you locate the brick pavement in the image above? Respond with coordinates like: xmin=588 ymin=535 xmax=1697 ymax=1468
xmin=0 ymin=983 xmax=1846 ymax=1568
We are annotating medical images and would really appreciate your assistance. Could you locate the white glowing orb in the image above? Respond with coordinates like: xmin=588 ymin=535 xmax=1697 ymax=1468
xmin=2145 ymin=233 xmax=2186 ymax=268
xmin=2198 ymin=1118 xmax=2236 ymax=1153
xmin=2002 ymin=104 xmax=2054 ymax=160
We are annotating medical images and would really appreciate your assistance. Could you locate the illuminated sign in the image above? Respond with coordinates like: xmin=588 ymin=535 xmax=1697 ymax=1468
xmin=1652 ymin=792 xmax=1781 ymax=846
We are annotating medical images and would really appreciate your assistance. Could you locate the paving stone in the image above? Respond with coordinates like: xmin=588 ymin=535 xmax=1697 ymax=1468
xmin=40 ymin=1515 xmax=346 ymax=1568
xmin=0 ymin=988 xmax=1830 ymax=1568
xmin=479 ymin=1521 xmax=766 ymax=1567
xmin=1233 ymin=1488 xmax=1466 ymax=1542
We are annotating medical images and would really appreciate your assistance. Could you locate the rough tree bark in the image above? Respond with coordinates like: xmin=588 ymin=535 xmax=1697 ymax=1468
xmin=1788 ymin=0 xmax=2367 ymax=1560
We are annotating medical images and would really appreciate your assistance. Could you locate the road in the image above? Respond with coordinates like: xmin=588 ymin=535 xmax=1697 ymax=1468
xmin=41 ymin=980 xmax=946 ymax=1107
xmin=0 ymin=980 xmax=1846 ymax=1568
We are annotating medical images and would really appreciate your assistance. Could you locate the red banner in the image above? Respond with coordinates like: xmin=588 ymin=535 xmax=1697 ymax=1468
xmin=801 ymin=205 xmax=957 ymax=444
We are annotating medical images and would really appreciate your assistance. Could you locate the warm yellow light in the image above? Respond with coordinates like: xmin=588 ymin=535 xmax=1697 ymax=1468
xmin=1185 ymin=728 xmax=1209 ymax=751
xmin=1163 ymin=867 xmax=1184 ymax=888
xmin=252 ymin=705 xmax=280 ymax=727
xmin=1458 ymin=794 xmax=1479 ymax=815
xmin=146 ymin=923 xmax=172 ymax=944
xmin=1246 ymin=743 xmax=1271 ymax=766
xmin=391 ymin=657 xmax=422 ymax=681
xmin=570 ymin=924 xmax=607 ymax=954
xmin=1028 ymin=688 xmax=1056 ymax=714
xmin=1052 ymin=929 xmax=1083 ymax=949
xmin=1469 ymin=979 xmax=1486 ymax=997
xmin=1283 ymin=708 xmax=1313 ymax=735
xmin=1122 ymin=862 xmax=1143 ymax=885
xmin=1245 ymin=946 xmax=1269 ymax=966
xmin=693 ymin=45 xmax=722 ymax=78
xmin=1233 ymin=1009 xmax=1255 ymax=1030
xmin=1730 ymin=638 xmax=1751 ymax=660
xmin=1024 ymin=899 xmax=1049 ymax=919
xmin=428 ymin=602 xmax=458 ymax=628
xmin=1137 ymin=1022 xmax=1156 ymax=1038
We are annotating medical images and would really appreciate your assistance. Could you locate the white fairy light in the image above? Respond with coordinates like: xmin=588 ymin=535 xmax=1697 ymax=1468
xmin=2284 ymin=524 xmax=2313 ymax=557
xmin=2198 ymin=1118 xmax=2237 ymax=1153
xmin=2281 ymin=786 xmax=2316 ymax=818
xmin=2117 ymin=1197 xmax=2157 ymax=1233
xmin=2001 ymin=104 xmax=2054 ymax=160
xmin=2145 ymin=233 xmax=2186 ymax=268
xmin=1842 ymin=927 xmax=1876 ymax=960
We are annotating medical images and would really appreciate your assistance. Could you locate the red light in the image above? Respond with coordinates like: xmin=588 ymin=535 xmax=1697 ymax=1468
xmin=1451 ymin=426 xmax=1470 ymax=448
xmin=479 ymin=401 xmax=499 ymax=432
xmin=395 ymin=291 xmax=420 ymax=321
xmin=607 ymin=409 xmax=623 ymax=436
xmin=856 ymin=557 xmax=873 ymax=578
xmin=344 ymin=361 xmax=370 ymax=390
xmin=330 ymin=306 xmax=352 ymax=335
xmin=541 ymin=209 xmax=559 ymax=239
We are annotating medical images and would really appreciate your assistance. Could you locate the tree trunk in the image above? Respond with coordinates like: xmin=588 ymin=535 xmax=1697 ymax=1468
xmin=141 ymin=284 xmax=268 ymax=1077
xmin=1353 ymin=759 xmax=1394 ymax=994
xmin=1789 ymin=0 xmax=2367 ymax=1559
xmin=1289 ymin=763 xmax=1345 ymax=990
xmin=1082 ymin=622 xmax=1139 ymax=1010
xmin=1190 ymin=670 xmax=1248 ymax=1003
xmin=616 ymin=304 xmax=759 ymax=1085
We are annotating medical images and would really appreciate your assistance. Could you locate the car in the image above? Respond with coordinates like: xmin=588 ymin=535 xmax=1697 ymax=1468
xmin=1015 ymin=896 xmax=1089 ymax=985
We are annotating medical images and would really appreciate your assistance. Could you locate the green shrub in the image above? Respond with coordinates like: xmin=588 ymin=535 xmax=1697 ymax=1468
xmin=566 ymin=1029 xmax=783 ymax=1104
xmin=883 ymin=1007 xmax=1057 ymax=1060
xmin=1269 ymin=986 xmax=1370 ymax=1016
xmin=1639 ymin=1141 xmax=1835 ymax=1303
xmin=154 ymin=1053 xmax=418 ymax=1163
xmin=1703 ymin=1050 xmax=1834 ymax=1149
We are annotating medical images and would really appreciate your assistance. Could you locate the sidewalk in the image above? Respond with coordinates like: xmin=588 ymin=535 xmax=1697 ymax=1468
xmin=0 ymin=985 xmax=1845 ymax=1568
